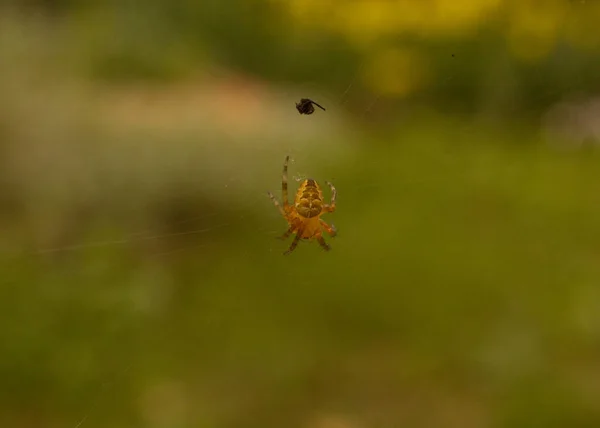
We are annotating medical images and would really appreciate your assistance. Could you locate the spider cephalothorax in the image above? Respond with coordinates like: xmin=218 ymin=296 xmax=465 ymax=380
xmin=296 ymin=98 xmax=326 ymax=115
xmin=268 ymin=156 xmax=337 ymax=255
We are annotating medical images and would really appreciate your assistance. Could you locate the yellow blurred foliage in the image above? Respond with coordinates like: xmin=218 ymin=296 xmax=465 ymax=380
xmin=282 ymin=0 xmax=502 ymax=41
xmin=362 ymin=47 xmax=428 ymax=97
xmin=287 ymin=0 xmax=335 ymax=25
xmin=326 ymin=0 xmax=503 ymax=43
xmin=278 ymin=0 xmax=600 ymax=58
xmin=564 ymin=2 xmax=600 ymax=51
xmin=506 ymin=0 xmax=565 ymax=62
xmin=422 ymin=0 xmax=503 ymax=36
xmin=333 ymin=1 xmax=399 ymax=47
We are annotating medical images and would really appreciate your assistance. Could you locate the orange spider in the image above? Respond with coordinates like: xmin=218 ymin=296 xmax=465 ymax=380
xmin=268 ymin=156 xmax=337 ymax=255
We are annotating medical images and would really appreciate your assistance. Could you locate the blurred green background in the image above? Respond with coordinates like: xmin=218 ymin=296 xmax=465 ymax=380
xmin=2 ymin=1 xmax=600 ymax=427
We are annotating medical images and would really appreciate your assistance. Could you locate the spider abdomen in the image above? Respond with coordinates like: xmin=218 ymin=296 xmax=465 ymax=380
xmin=294 ymin=178 xmax=324 ymax=218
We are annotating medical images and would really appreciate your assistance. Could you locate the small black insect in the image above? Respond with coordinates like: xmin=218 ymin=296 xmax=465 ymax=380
xmin=296 ymin=98 xmax=326 ymax=115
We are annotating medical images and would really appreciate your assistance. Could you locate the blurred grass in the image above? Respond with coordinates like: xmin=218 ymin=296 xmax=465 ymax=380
xmin=3 ymin=116 xmax=600 ymax=427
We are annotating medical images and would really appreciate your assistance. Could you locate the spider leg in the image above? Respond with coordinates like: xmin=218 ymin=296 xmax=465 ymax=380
xmin=323 ymin=181 xmax=337 ymax=212
xmin=267 ymin=191 xmax=286 ymax=217
xmin=284 ymin=230 xmax=303 ymax=255
xmin=319 ymin=219 xmax=337 ymax=237
xmin=311 ymin=100 xmax=326 ymax=111
xmin=316 ymin=233 xmax=331 ymax=251
xmin=282 ymin=156 xmax=290 ymax=208
xmin=278 ymin=227 xmax=293 ymax=240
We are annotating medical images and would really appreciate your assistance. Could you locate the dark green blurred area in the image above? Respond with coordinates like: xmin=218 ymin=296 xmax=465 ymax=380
xmin=2 ymin=1 xmax=600 ymax=428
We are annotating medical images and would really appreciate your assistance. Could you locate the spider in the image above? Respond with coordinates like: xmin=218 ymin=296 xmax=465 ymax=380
xmin=268 ymin=156 xmax=337 ymax=255
xmin=296 ymin=98 xmax=326 ymax=115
